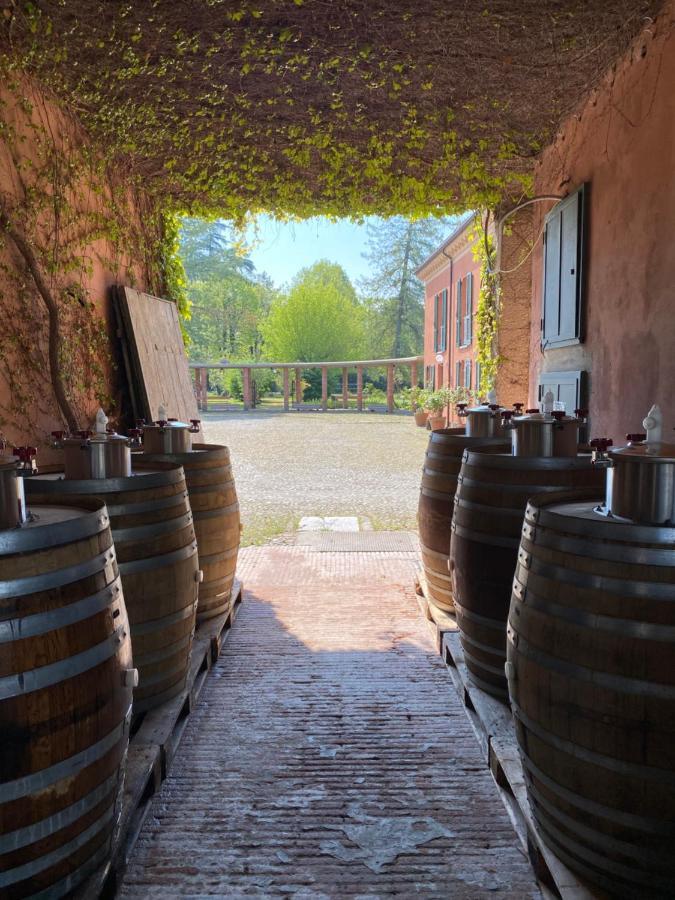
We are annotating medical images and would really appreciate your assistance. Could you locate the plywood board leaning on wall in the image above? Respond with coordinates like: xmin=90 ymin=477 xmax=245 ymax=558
xmin=115 ymin=286 xmax=198 ymax=424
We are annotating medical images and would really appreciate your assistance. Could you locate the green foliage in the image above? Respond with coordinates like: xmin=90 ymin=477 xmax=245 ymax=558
xmin=262 ymin=260 xmax=364 ymax=362
xmin=180 ymin=218 xmax=275 ymax=362
xmin=471 ymin=221 xmax=501 ymax=396
xmin=360 ymin=216 xmax=458 ymax=358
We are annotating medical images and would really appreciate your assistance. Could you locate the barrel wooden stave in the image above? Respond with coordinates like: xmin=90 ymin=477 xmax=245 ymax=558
xmin=450 ymin=451 xmax=603 ymax=700
xmin=25 ymin=469 xmax=199 ymax=714
xmin=135 ymin=444 xmax=241 ymax=623
xmin=507 ymin=491 xmax=675 ymax=897
xmin=0 ymin=500 xmax=132 ymax=899
xmin=417 ymin=429 xmax=509 ymax=611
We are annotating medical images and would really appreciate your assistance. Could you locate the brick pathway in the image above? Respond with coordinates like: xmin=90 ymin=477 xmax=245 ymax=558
xmin=119 ymin=546 xmax=540 ymax=898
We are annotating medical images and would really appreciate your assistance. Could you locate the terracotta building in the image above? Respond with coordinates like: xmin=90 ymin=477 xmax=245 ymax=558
xmin=416 ymin=213 xmax=532 ymax=409
xmin=526 ymin=1 xmax=675 ymax=443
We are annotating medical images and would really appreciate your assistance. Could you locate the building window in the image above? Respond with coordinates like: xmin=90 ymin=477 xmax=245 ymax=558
xmin=542 ymin=184 xmax=586 ymax=348
xmin=464 ymin=358 xmax=472 ymax=389
xmin=463 ymin=272 xmax=473 ymax=346
xmin=455 ymin=361 xmax=461 ymax=387
xmin=475 ymin=360 xmax=482 ymax=395
xmin=425 ymin=365 xmax=435 ymax=389
xmin=455 ymin=278 xmax=462 ymax=347
xmin=433 ymin=290 xmax=448 ymax=352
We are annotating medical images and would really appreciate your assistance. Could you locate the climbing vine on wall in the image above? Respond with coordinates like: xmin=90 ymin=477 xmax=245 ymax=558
xmin=0 ymin=70 xmax=165 ymax=435
xmin=471 ymin=217 xmax=501 ymax=397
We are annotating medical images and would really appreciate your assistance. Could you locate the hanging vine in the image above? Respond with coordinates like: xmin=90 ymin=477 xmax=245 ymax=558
xmin=471 ymin=214 xmax=501 ymax=397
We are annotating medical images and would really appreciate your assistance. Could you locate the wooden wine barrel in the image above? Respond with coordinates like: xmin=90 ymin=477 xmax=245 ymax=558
xmin=0 ymin=498 xmax=133 ymax=899
xmin=450 ymin=451 xmax=603 ymax=701
xmin=26 ymin=468 xmax=199 ymax=713
xmin=507 ymin=491 xmax=675 ymax=898
xmin=417 ymin=429 xmax=509 ymax=610
xmin=135 ymin=444 xmax=240 ymax=622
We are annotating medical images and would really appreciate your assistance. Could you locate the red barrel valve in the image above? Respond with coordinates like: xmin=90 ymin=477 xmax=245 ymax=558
xmin=590 ymin=438 xmax=613 ymax=451
xmin=512 ymin=403 xmax=524 ymax=412
xmin=574 ymin=408 xmax=588 ymax=419
xmin=189 ymin=419 xmax=201 ymax=433
xmin=626 ymin=433 xmax=646 ymax=443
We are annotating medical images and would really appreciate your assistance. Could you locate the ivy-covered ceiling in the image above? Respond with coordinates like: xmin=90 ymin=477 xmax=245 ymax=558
xmin=3 ymin=0 xmax=661 ymax=218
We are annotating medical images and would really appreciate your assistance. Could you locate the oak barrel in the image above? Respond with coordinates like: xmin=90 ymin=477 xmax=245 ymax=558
xmin=0 ymin=498 xmax=133 ymax=899
xmin=450 ymin=451 xmax=602 ymax=700
xmin=26 ymin=468 xmax=199 ymax=713
xmin=507 ymin=491 xmax=675 ymax=898
xmin=417 ymin=429 xmax=509 ymax=610
xmin=135 ymin=444 xmax=240 ymax=622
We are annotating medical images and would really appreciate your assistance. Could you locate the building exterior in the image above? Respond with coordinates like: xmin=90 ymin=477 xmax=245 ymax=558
xmin=417 ymin=213 xmax=532 ymax=410
xmin=526 ymin=0 xmax=675 ymax=443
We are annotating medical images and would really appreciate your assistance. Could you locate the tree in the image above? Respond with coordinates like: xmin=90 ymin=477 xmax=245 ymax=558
xmin=262 ymin=261 xmax=364 ymax=362
xmin=359 ymin=216 xmax=463 ymax=358
xmin=180 ymin=218 xmax=274 ymax=363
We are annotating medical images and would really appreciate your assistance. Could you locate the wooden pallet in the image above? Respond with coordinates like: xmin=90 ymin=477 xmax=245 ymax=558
xmin=414 ymin=573 xmax=602 ymax=900
xmin=75 ymin=580 xmax=244 ymax=899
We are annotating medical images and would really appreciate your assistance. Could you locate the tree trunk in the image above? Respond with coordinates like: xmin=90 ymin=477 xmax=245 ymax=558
xmin=0 ymin=206 xmax=80 ymax=432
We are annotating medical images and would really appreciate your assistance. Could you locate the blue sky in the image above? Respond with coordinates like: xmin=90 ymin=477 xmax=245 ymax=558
xmin=243 ymin=214 xmax=377 ymax=288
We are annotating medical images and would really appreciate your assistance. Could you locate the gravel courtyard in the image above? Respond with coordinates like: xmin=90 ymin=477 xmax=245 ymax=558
xmin=202 ymin=411 xmax=429 ymax=545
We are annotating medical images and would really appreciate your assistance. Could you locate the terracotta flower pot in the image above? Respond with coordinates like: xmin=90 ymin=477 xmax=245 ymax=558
xmin=414 ymin=409 xmax=429 ymax=427
xmin=428 ymin=415 xmax=447 ymax=430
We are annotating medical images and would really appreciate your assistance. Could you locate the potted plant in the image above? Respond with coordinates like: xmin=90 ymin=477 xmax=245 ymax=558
xmin=425 ymin=388 xmax=452 ymax=430
xmin=409 ymin=386 xmax=429 ymax=426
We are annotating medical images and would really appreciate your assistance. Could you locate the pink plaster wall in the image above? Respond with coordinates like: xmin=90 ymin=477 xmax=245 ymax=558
xmin=530 ymin=2 xmax=675 ymax=443
xmin=0 ymin=74 xmax=155 ymax=456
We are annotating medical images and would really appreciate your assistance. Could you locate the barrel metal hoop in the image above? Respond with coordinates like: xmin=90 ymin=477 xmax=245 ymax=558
xmin=455 ymin=496 xmax=543 ymax=520
xmin=0 ymin=577 xmax=123 ymax=644
xmin=0 ymin=772 xmax=119 ymax=853
xmin=534 ymin=802 xmax=674 ymax=889
xmin=522 ymin=749 xmax=675 ymax=836
xmin=511 ymin=589 xmax=675 ymax=642
xmin=458 ymin=476 xmax=586 ymax=495
xmin=0 ymin=551 xmax=117 ymax=600
xmin=420 ymin=487 xmax=456 ymax=502
xmin=113 ymin=510 xmax=193 ymax=543
xmin=452 ymin=599 xmax=506 ymax=631
xmin=134 ymin=631 xmax=193 ymax=668
xmin=131 ymin=599 xmax=197 ymax=635
xmin=117 ymin=540 xmax=198 ymax=576
xmin=511 ymin=631 xmax=675 ymax=700
xmin=27 ymin=839 xmax=112 ymax=900
xmin=533 ymin=502 xmax=675 ymax=545
xmin=198 ymin=546 xmax=239 ymax=566
xmin=511 ymin=702 xmax=675 ymax=784
xmin=0 ymin=623 xmax=128 ymax=700
xmin=457 ymin=628 xmax=506 ymax=662
xmin=419 ymin=542 xmax=450 ymax=563
xmin=528 ymin=781 xmax=659 ymax=862
xmin=0 ymin=508 xmax=110 ymax=555
xmin=133 ymin=678 xmax=187 ymax=714
xmin=520 ymin=554 xmax=675 ymax=601
xmin=460 ymin=640 xmax=507 ymax=675
xmin=527 ymin=528 xmax=675 ymax=568
xmin=28 ymin=467 xmax=185 ymax=494
xmin=104 ymin=490 xmax=188 ymax=517
xmin=193 ymin=502 xmax=240 ymax=521
xmin=186 ymin=477 xmax=234 ymax=495
xmin=0 ymin=805 xmax=114 ymax=888
xmin=450 ymin=523 xmax=520 ymax=550
xmin=462 ymin=453 xmax=594 ymax=471
xmin=137 ymin=657 xmax=191 ymax=688
xmin=0 ymin=714 xmax=130 ymax=802
xmin=460 ymin=658 xmax=509 ymax=699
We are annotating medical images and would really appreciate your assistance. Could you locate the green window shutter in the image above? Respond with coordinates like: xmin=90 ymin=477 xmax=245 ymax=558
xmin=440 ymin=289 xmax=448 ymax=351
xmin=455 ymin=361 xmax=461 ymax=387
xmin=475 ymin=360 xmax=481 ymax=395
xmin=465 ymin=272 xmax=473 ymax=344
xmin=433 ymin=293 xmax=438 ymax=351
xmin=456 ymin=279 xmax=462 ymax=347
